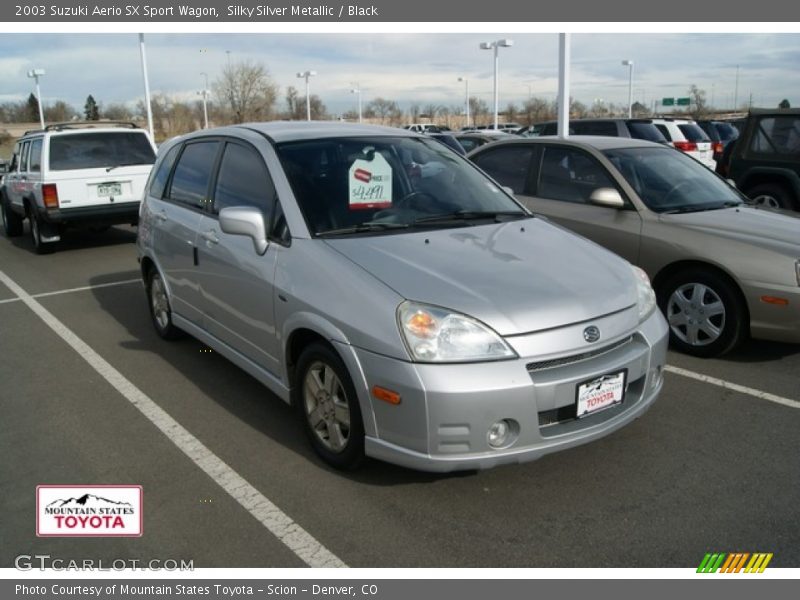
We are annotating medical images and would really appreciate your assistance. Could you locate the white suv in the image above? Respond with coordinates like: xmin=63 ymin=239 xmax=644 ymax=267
xmin=1 ymin=122 xmax=157 ymax=253
xmin=649 ymin=118 xmax=716 ymax=169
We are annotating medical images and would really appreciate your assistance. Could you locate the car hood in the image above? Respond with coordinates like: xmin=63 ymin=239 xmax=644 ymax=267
xmin=659 ymin=206 xmax=800 ymax=249
xmin=323 ymin=219 xmax=637 ymax=336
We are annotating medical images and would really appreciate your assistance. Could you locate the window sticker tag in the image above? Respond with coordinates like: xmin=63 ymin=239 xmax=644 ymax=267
xmin=348 ymin=153 xmax=393 ymax=210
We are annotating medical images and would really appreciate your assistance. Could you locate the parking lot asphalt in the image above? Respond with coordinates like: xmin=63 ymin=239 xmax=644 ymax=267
xmin=1 ymin=226 xmax=799 ymax=569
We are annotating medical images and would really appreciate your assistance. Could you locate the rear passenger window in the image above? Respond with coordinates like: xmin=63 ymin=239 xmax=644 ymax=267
xmin=19 ymin=142 xmax=30 ymax=172
xmin=654 ymin=124 xmax=670 ymax=140
xmin=572 ymin=122 xmax=617 ymax=136
xmin=538 ymin=146 xmax=618 ymax=204
xmin=750 ymin=117 xmax=800 ymax=155
xmin=28 ymin=139 xmax=43 ymax=172
xmin=213 ymin=143 xmax=277 ymax=216
xmin=677 ymin=124 xmax=710 ymax=142
xmin=472 ymin=146 xmax=534 ymax=194
xmin=148 ymin=144 xmax=180 ymax=200
xmin=167 ymin=141 xmax=219 ymax=210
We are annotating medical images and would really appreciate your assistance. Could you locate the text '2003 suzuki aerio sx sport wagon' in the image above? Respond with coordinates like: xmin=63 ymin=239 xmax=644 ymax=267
xmin=136 ymin=122 xmax=668 ymax=472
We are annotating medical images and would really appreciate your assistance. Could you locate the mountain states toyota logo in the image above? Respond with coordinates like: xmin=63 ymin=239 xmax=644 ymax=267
xmin=36 ymin=485 xmax=142 ymax=537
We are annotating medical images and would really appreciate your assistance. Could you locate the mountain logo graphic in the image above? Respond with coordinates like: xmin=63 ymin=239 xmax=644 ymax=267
xmin=37 ymin=485 xmax=143 ymax=538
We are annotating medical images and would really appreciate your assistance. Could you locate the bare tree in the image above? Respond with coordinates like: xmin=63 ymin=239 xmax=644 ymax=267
xmin=213 ymin=60 xmax=278 ymax=124
xmin=102 ymin=103 xmax=133 ymax=121
xmin=688 ymin=84 xmax=709 ymax=119
xmin=422 ymin=103 xmax=441 ymax=122
xmin=504 ymin=102 xmax=519 ymax=123
xmin=521 ymin=97 xmax=552 ymax=125
xmin=408 ymin=103 xmax=421 ymax=122
xmin=469 ymin=97 xmax=489 ymax=126
xmin=44 ymin=101 xmax=76 ymax=122
xmin=366 ymin=98 xmax=400 ymax=124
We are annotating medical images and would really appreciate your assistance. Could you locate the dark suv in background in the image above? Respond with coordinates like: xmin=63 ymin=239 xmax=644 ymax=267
xmin=697 ymin=119 xmax=740 ymax=164
xmin=722 ymin=109 xmax=800 ymax=210
xmin=519 ymin=118 xmax=668 ymax=143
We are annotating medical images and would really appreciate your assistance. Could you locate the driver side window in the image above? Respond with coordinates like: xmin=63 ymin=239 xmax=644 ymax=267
xmin=538 ymin=146 xmax=617 ymax=204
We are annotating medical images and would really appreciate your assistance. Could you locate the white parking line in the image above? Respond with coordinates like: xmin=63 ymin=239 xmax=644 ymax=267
xmin=0 ymin=278 xmax=141 ymax=306
xmin=664 ymin=365 xmax=800 ymax=409
xmin=0 ymin=268 xmax=347 ymax=569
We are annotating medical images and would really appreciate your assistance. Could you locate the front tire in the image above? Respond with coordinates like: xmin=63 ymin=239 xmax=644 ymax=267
xmin=146 ymin=269 xmax=182 ymax=340
xmin=657 ymin=268 xmax=747 ymax=358
xmin=294 ymin=343 xmax=365 ymax=470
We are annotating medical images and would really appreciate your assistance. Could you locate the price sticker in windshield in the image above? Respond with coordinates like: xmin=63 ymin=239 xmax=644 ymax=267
xmin=348 ymin=153 xmax=393 ymax=210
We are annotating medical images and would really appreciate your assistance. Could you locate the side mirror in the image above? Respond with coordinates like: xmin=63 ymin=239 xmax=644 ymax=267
xmin=727 ymin=179 xmax=737 ymax=188
xmin=589 ymin=187 xmax=625 ymax=208
xmin=219 ymin=206 xmax=269 ymax=255
xmin=501 ymin=186 xmax=515 ymax=196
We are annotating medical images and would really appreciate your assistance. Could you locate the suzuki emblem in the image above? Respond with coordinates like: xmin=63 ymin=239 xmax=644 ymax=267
xmin=583 ymin=326 xmax=601 ymax=343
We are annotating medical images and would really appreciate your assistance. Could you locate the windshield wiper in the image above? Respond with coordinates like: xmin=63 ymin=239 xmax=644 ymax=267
xmin=661 ymin=201 xmax=741 ymax=214
xmin=412 ymin=210 xmax=528 ymax=225
xmin=317 ymin=222 xmax=410 ymax=237
xmin=106 ymin=162 xmax=141 ymax=172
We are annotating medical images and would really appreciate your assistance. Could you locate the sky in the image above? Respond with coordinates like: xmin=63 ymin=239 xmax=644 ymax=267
xmin=0 ymin=33 xmax=798 ymax=116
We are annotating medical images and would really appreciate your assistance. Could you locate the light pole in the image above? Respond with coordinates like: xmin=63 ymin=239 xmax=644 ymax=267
xmin=480 ymin=39 xmax=513 ymax=129
xmin=198 ymin=72 xmax=210 ymax=129
xmin=622 ymin=59 xmax=634 ymax=118
xmin=296 ymin=70 xmax=317 ymax=121
xmin=138 ymin=34 xmax=154 ymax=141
xmin=458 ymin=77 xmax=470 ymax=129
xmin=350 ymin=84 xmax=362 ymax=123
xmin=27 ymin=69 xmax=45 ymax=129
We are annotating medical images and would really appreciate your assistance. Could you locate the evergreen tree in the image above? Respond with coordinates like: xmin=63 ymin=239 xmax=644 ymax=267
xmin=84 ymin=95 xmax=100 ymax=120
xmin=26 ymin=93 xmax=40 ymax=122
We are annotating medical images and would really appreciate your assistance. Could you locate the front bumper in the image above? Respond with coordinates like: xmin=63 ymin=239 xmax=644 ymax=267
xmin=348 ymin=308 xmax=669 ymax=472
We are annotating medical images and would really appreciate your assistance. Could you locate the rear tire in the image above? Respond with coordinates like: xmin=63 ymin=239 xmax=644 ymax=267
xmin=27 ymin=206 xmax=55 ymax=254
xmin=746 ymin=182 xmax=797 ymax=211
xmin=146 ymin=268 xmax=183 ymax=340
xmin=1 ymin=195 xmax=23 ymax=237
xmin=294 ymin=342 xmax=365 ymax=470
xmin=657 ymin=268 xmax=747 ymax=358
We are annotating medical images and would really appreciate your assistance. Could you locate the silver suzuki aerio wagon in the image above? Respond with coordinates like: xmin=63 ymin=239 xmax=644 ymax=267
xmin=136 ymin=122 xmax=668 ymax=472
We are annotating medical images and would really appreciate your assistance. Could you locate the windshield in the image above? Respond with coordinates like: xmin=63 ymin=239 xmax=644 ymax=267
xmin=276 ymin=136 xmax=528 ymax=236
xmin=49 ymin=132 xmax=156 ymax=171
xmin=602 ymin=147 xmax=743 ymax=213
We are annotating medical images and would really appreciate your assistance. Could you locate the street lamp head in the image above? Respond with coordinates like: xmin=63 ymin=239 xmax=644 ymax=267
xmin=622 ymin=60 xmax=633 ymax=67
xmin=27 ymin=69 xmax=45 ymax=78
xmin=498 ymin=39 xmax=514 ymax=47
xmin=458 ymin=77 xmax=467 ymax=82
xmin=297 ymin=70 xmax=317 ymax=78
xmin=479 ymin=42 xmax=493 ymax=50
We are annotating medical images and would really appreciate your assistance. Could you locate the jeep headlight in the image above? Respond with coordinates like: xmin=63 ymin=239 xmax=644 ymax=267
xmin=398 ymin=301 xmax=517 ymax=363
xmin=632 ymin=266 xmax=656 ymax=322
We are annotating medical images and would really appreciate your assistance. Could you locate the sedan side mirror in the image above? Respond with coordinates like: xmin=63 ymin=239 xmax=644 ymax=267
xmin=589 ymin=187 xmax=625 ymax=209
xmin=219 ymin=206 xmax=269 ymax=255
xmin=501 ymin=186 xmax=515 ymax=196
xmin=726 ymin=179 xmax=737 ymax=188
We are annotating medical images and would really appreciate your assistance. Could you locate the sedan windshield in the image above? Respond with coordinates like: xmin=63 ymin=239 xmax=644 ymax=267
xmin=276 ymin=136 xmax=528 ymax=236
xmin=602 ymin=147 xmax=744 ymax=213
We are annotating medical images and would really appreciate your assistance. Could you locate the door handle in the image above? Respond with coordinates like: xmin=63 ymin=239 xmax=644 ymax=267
xmin=201 ymin=229 xmax=219 ymax=245
xmin=154 ymin=210 xmax=168 ymax=222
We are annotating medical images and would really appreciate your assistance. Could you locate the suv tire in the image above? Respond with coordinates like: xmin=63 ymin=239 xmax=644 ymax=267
xmin=27 ymin=206 xmax=55 ymax=254
xmin=294 ymin=342 xmax=365 ymax=470
xmin=1 ymin=194 xmax=23 ymax=237
xmin=657 ymin=268 xmax=747 ymax=358
xmin=745 ymin=182 xmax=797 ymax=210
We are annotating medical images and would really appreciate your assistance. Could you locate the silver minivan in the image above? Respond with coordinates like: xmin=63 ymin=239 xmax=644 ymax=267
xmin=136 ymin=122 xmax=668 ymax=472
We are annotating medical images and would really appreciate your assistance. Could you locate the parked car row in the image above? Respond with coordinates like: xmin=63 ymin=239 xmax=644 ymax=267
xmin=2 ymin=115 xmax=797 ymax=474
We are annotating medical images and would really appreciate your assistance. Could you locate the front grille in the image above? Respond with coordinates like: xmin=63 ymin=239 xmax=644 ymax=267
xmin=525 ymin=336 xmax=633 ymax=372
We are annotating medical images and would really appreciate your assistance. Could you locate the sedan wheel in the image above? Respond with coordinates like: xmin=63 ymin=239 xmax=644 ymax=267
xmin=295 ymin=343 xmax=364 ymax=469
xmin=658 ymin=269 xmax=746 ymax=358
xmin=666 ymin=283 xmax=725 ymax=347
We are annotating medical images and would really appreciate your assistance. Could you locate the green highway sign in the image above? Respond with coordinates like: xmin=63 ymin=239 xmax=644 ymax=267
xmin=677 ymin=97 xmax=691 ymax=106
xmin=662 ymin=97 xmax=675 ymax=106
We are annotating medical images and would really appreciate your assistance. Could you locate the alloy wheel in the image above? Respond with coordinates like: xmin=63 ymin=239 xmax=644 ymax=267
xmin=302 ymin=361 xmax=351 ymax=453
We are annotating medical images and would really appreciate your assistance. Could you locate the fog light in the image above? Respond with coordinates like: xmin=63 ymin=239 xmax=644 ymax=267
xmin=487 ymin=419 xmax=518 ymax=449
xmin=649 ymin=366 xmax=663 ymax=390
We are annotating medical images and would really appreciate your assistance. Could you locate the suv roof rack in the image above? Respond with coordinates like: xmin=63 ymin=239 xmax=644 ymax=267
xmin=43 ymin=121 xmax=140 ymax=132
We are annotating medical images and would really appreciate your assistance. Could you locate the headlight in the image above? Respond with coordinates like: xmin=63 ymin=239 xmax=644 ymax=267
xmin=632 ymin=265 xmax=656 ymax=322
xmin=397 ymin=301 xmax=517 ymax=363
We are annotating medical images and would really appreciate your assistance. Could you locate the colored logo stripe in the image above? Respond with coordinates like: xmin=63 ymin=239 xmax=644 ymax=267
xmin=697 ymin=552 xmax=773 ymax=573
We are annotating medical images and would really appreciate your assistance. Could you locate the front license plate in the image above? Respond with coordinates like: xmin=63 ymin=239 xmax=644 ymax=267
xmin=576 ymin=370 xmax=627 ymax=417
xmin=97 ymin=183 xmax=122 ymax=197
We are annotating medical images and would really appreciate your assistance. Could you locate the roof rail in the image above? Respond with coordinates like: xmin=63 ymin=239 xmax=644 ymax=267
xmin=43 ymin=121 xmax=139 ymax=132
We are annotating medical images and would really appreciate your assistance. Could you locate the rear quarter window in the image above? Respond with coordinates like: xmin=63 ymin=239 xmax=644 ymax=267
xmin=677 ymin=124 xmax=711 ymax=142
xmin=167 ymin=141 xmax=220 ymax=210
xmin=627 ymin=122 xmax=667 ymax=143
xmin=147 ymin=144 xmax=181 ymax=200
